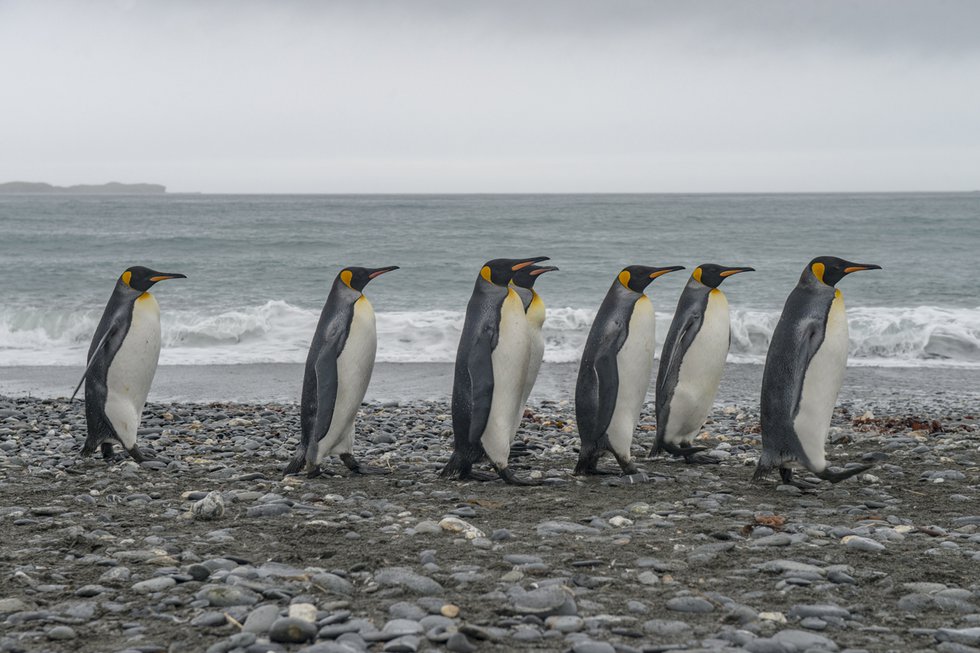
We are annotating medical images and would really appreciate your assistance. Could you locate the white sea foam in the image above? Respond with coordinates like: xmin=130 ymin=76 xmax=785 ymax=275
xmin=1 ymin=302 xmax=978 ymax=368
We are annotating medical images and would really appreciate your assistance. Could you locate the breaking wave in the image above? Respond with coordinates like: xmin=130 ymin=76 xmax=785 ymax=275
xmin=1 ymin=302 xmax=978 ymax=368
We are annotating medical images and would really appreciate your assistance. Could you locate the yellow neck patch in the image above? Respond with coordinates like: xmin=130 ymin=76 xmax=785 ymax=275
xmin=340 ymin=269 xmax=353 ymax=287
xmin=121 ymin=271 xmax=132 ymax=287
xmin=618 ymin=270 xmax=631 ymax=289
xmin=692 ymin=267 xmax=703 ymax=284
xmin=480 ymin=266 xmax=492 ymax=283
xmin=811 ymin=262 xmax=826 ymax=284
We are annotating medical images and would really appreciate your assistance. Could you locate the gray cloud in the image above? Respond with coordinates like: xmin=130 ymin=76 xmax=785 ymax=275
xmin=1 ymin=0 xmax=978 ymax=192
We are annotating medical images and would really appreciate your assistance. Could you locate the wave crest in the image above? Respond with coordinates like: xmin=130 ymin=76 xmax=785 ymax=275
xmin=0 ymin=302 xmax=977 ymax=368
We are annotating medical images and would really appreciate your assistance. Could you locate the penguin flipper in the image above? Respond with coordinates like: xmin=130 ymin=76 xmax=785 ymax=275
xmin=591 ymin=350 xmax=620 ymax=442
xmin=789 ymin=319 xmax=826 ymax=418
xmin=657 ymin=311 xmax=702 ymax=397
xmin=654 ymin=310 xmax=703 ymax=452
xmin=70 ymin=325 xmax=116 ymax=401
xmin=311 ymin=347 xmax=340 ymax=454
xmin=465 ymin=326 xmax=496 ymax=446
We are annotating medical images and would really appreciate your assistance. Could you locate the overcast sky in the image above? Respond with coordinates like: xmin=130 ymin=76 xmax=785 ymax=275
xmin=2 ymin=0 xmax=978 ymax=193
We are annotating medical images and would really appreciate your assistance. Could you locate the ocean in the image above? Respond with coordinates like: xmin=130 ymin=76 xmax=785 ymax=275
xmin=1 ymin=193 xmax=978 ymax=399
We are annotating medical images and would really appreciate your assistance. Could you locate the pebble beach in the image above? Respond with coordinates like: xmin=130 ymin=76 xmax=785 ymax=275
xmin=2 ymin=372 xmax=980 ymax=653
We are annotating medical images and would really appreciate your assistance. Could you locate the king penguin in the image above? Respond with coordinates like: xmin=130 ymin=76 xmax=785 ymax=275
xmin=72 ymin=266 xmax=186 ymax=462
xmin=575 ymin=264 xmax=684 ymax=475
xmin=442 ymin=256 xmax=549 ymax=485
xmin=511 ymin=264 xmax=559 ymax=422
xmin=284 ymin=265 xmax=399 ymax=478
xmin=754 ymin=256 xmax=881 ymax=485
xmin=652 ymin=264 xmax=754 ymax=463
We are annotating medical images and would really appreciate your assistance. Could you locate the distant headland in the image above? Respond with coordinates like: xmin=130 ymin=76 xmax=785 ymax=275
xmin=0 ymin=181 xmax=166 ymax=194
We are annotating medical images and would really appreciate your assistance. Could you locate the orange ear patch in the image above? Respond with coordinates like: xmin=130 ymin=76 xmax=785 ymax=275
xmin=340 ymin=270 xmax=353 ymax=287
xmin=618 ymin=270 xmax=631 ymax=289
xmin=121 ymin=271 xmax=132 ymax=287
xmin=811 ymin=262 xmax=826 ymax=284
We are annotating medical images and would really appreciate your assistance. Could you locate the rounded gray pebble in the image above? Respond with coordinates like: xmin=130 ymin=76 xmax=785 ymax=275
xmin=269 ymin=616 xmax=318 ymax=643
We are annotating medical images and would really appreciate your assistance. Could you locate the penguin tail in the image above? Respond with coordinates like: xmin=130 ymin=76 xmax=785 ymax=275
xmin=814 ymin=463 xmax=873 ymax=484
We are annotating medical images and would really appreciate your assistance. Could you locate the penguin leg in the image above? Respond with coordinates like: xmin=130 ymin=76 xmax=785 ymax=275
xmin=493 ymin=464 xmax=542 ymax=486
xmin=100 ymin=442 xmax=124 ymax=462
xmin=340 ymin=453 xmax=391 ymax=475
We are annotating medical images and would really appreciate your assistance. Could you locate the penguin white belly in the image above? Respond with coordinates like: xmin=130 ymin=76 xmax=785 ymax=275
xmin=483 ymin=290 xmax=531 ymax=466
xmin=318 ymin=297 xmax=377 ymax=459
xmin=793 ymin=294 xmax=848 ymax=470
xmin=519 ymin=295 xmax=547 ymax=410
xmin=104 ymin=293 xmax=161 ymax=447
xmin=607 ymin=296 xmax=656 ymax=458
xmin=665 ymin=291 xmax=730 ymax=443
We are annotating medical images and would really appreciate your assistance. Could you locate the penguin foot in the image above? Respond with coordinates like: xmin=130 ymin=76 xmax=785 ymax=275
xmin=776 ymin=467 xmax=819 ymax=489
xmin=132 ymin=446 xmax=159 ymax=462
xmin=495 ymin=466 xmax=542 ymax=486
xmin=341 ymin=453 xmax=391 ymax=475
xmin=459 ymin=470 xmax=499 ymax=482
xmin=684 ymin=452 xmax=720 ymax=465
xmin=306 ymin=465 xmax=324 ymax=479
xmin=351 ymin=464 xmax=392 ymax=476
xmin=815 ymin=464 xmax=874 ymax=484
xmin=656 ymin=442 xmax=710 ymax=462
xmin=575 ymin=466 xmax=622 ymax=476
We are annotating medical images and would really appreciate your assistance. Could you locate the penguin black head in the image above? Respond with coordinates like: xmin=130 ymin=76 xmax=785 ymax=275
xmin=338 ymin=266 xmax=399 ymax=292
xmin=806 ymin=256 xmax=881 ymax=287
xmin=692 ymin=264 xmax=755 ymax=289
xmin=119 ymin=266 xmax=186 ymax=292
xmin=480 ymin=257 xmax=550 ymax=286
xmin=512 ymin=265 xmax=559 ymax=290
xmin=617 ymin=265 xmax=685 ymax=293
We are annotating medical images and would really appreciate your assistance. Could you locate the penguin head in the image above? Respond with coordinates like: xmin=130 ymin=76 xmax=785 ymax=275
xmin=806 ymin=256 xmax=881 ymax=287
xmin=119 ymin=266 xmax=186 ymax=292
xmin=617 ymin=265 xmax=685 ymax=293
xmin=692 ymin=264 xmax=755 ymax=289
xmin=480 ymin=257 xmax=550 ymax=286
xmin=512 ymin=265 xmax=559 ymax=289
xmin=339 ymin=266 xmax=399 ymax=292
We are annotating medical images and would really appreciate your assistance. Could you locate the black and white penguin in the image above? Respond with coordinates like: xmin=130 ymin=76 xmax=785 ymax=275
xmin=575 ymin=264 xmax=684 ymax=475
xmin=72 ymin=266 xmax=186 ymax=462
xmin=652 ymin=264 xmax=754 ymax=463
xmin=754 ymin=256 xmax=881 ymax=485
xmin=442 ymin=256 xmax=549 ymax=485
xmin=284 ymin=265 xmax=399 ymax=478
xmin=511 ymin=264 xmax=559 ymax=420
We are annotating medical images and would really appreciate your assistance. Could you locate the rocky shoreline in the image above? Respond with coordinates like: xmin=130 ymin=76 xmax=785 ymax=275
xmin=1 ymin=394 xmax=979 ymax=653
